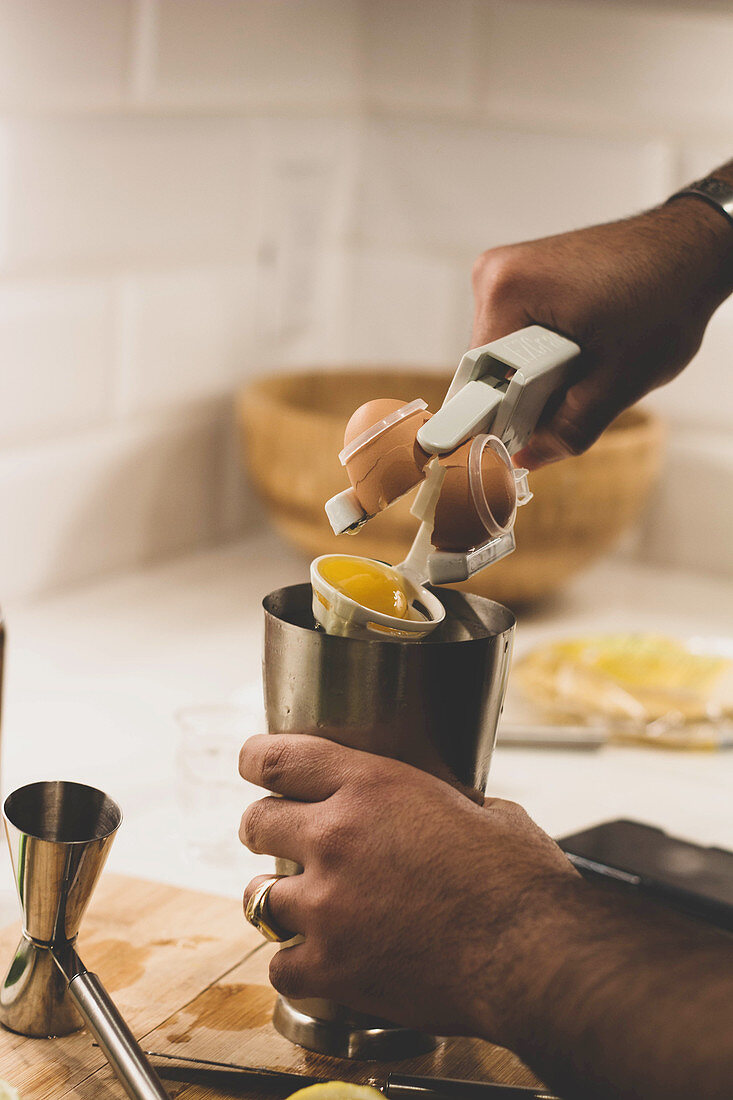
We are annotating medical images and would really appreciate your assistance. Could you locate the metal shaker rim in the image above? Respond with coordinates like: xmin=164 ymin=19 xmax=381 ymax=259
xmin=263 ymin=583 xmax=515 ymax=648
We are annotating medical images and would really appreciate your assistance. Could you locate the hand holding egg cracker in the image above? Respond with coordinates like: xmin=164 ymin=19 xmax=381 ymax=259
xmin=313 ymin=326 xmax=580 ymax=640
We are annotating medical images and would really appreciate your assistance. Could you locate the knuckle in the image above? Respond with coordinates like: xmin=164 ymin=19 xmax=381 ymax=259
xmin=354 ymin=754 xmax=402 ymax=797
xmin=552 ymin=387 xmax=608 ymax=458
xmin=471 ymin=249 xmax=492 ymax=288
xmin=239 ymin=734 xmax=266 ymax=779
xmin=562 ymin=436 xmax=586 ymax=458
xmin=261 ymin=739 xmax=292 ymax=789
xmin=314 ymin=818 xmax=355 ymax=868
xmin=305 ymin=880 xmax=338 ymax=925
xmin=551 ymin=415 xmax=593 ymax=457
xmin=493 ymin=797 xmax=526 ymax=820
xmin=472 ymin=247 xmax=521 ymax=299
xmin=240 ymin=798 xmax=269 ymax=852
xmin=488 ymin=262 xmax=524 ymax=305
xmin=486 ymin=795 xmax=519 ymax=812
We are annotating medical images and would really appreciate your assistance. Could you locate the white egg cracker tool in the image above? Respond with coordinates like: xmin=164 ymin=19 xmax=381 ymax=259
xmin=414 ymin=326 xmax=579 ymax=583
xmin=416 ymin=325 xmax=580 ymax=458
xmin=326 ymin=325 xmax=580 ymax=586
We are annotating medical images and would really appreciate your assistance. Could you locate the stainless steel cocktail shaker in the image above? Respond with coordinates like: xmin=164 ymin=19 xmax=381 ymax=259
xmin=262 ymin=582 xmax=515 ymax=1059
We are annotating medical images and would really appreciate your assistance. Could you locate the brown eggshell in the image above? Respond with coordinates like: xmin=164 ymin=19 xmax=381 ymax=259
xmin=432 ymin=440 xmax=516 ymax=552
xmin=344 ymin=399 xmax=407 ymax=448
xmin=343 ymin=400 xmax=432 ymax=515
xmin=479 ymin=445 xmax=515 ymax=530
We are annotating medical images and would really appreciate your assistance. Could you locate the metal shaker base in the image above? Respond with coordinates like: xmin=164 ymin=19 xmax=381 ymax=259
xmin=273 ymin=996 xmax=440 ymax=1061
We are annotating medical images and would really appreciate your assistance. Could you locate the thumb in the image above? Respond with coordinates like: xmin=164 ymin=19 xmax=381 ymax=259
xmin=513 ymin=370 xmax=631 ymax=470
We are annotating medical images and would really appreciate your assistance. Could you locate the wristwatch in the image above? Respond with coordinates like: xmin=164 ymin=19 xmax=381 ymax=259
xmin=667 ymin=175 xmax=733 ymax=226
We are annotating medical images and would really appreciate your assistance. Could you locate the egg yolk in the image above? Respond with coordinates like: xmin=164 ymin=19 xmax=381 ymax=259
xmin=319 ymin=557 xmax=409 ymax=618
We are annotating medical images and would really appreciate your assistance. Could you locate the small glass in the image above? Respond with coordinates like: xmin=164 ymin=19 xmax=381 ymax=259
xmin=175 ymin=703 xmax=263 ymax=868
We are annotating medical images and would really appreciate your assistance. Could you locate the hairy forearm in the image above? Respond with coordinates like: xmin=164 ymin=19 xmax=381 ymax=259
xmin=653 ymin=157 xmax=733 ymax=306
xmin=582 ymin=161 xmax=733 ymax=324
xmin=492 ymin=877 xmax=733 ymax=1100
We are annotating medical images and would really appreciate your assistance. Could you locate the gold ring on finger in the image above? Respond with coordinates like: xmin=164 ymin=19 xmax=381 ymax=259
xmin=244 ymin=874 xmax=293 ymax=943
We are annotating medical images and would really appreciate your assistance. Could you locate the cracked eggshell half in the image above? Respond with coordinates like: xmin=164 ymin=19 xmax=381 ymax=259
xmin=339 ymin=398 xmax=432 ymax=516
xmin=432 ymin=434 xmax=517 ymax=552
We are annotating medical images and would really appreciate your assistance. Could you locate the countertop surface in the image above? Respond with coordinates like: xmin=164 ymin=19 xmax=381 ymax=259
xmin=0 ymin=532 xmax=731 ymax=927
xmin=0 ymin=874 xmax=544 ymax=1098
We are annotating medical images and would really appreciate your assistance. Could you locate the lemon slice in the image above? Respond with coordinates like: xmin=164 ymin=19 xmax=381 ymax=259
xmin=288 ymin=1083 xmax=382 ymax=1100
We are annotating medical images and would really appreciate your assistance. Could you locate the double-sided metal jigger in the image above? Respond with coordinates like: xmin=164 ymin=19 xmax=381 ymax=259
xmin=0 ymin=779 xmax=168 ymax=1100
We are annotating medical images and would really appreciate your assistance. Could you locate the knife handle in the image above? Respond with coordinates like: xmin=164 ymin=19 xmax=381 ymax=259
xmin=384 ymin=1073 xmax=560 ymax=1100
xmin=68 ymin=971 xmax=169 ymax=1100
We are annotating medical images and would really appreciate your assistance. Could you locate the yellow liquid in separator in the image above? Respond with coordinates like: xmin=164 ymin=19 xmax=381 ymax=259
xmin=318 ymin=556 xmax=409 ymax=618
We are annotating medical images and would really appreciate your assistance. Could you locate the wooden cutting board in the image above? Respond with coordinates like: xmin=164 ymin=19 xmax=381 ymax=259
xmin=0 ymin=874 xmax=544 ymax=1099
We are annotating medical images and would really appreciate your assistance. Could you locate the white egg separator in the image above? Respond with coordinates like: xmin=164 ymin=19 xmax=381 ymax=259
xmin=310 ymin=554 xmax=446 ymax=642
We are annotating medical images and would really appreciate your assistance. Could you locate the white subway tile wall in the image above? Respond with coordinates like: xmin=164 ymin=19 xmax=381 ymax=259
xmin=356 ymin=119 xmax=668 ymax=256
xmin=0 ymin=0 xmax=730 ymax=598
xmin=345 ymin=246 xmax=467 ymax=367
xmin=152 ymin=0 xmax=360 ymax=109
xmin=359 ymin=0 xmax=479 ymax=113
xmin=1 ymin=117 xmax=261 ymax=271
xmin=119 ymin=266 xmax=258 ymax=413
xmin=0 ymin=279 xmax=115 ymax=444
xmin=479 ymin=0 xmax=733 ymax=135
xmin=0 ymin=0 xmax=132 ymax=110
xmin=0 ymin=411 xmax=234 ymax=599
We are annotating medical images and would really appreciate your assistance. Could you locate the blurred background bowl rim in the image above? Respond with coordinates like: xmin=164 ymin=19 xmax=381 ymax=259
xmin=238 ymin=367 xmax=664 ymax=449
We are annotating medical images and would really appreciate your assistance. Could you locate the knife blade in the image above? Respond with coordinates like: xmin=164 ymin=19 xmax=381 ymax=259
xmin=144 ymin=1049 xmax=322 ymax=1092
xmin=141 ymin=1049 xmax=561 ymax=1099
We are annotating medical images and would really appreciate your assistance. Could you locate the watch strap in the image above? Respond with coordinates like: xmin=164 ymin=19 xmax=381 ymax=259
xmin=667 ymin=175 xmax=733 ymax=226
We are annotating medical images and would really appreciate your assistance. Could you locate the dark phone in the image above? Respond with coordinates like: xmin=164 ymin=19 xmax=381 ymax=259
xmin=558 ymin=819 xmax=733 ymax=932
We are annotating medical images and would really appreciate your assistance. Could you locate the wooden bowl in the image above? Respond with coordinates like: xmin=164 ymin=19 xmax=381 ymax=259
xmin=238 ymin=368 xmax=665 ymax=607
